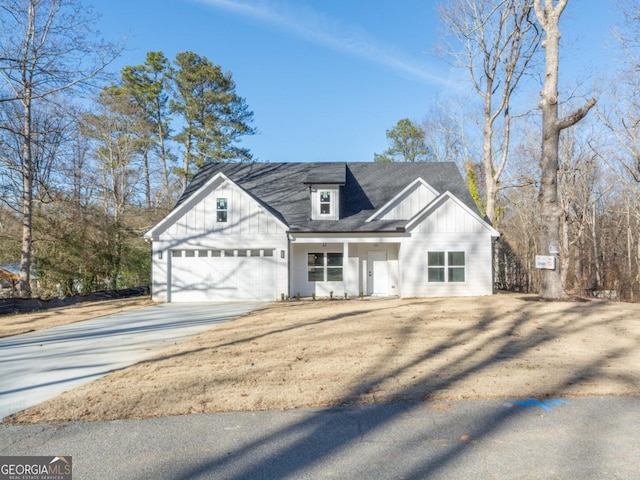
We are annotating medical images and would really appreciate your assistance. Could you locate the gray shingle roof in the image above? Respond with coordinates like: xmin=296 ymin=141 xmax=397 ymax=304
xmin=176 ymin=162 xmax=479 ymax=232
xmin=303 ymin=163 xmax=346 ymax=185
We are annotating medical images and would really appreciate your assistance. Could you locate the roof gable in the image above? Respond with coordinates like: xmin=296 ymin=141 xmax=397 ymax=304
xmin=366 ymin=177 xmax=440 ymax=222
xmin=144 ymin=171 xmax=287 ymax=238
xmin=406 ymin=191 xmax=499 ymax=236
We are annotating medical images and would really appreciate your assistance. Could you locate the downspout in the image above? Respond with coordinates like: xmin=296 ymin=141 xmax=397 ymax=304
xmin=287 ymin=232 xmax=292 ymax=300
xmin=492 ymin=236 xmax=498 ymax=294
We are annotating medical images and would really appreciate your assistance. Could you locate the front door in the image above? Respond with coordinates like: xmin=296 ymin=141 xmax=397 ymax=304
xmin=367 ymin=251 xmax=389 ymax=295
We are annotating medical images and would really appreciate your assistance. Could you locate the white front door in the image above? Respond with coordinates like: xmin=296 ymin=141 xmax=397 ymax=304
xmin=367 ymin=251 xmax=389 ymax=295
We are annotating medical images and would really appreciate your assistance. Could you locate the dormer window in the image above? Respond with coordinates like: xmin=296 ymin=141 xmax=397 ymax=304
xmin=320 ymin=191 xmax=331 ymax=215
xmin=310 ymin=186 xmax=339 ymax=220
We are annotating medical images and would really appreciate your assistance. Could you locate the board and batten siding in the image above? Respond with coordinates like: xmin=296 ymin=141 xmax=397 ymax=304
xmin=400 ymin=233 xmax=494 ymax=297
xmin=376 ymin=182 xmax=438 ymax=221
xmin=413 ymin=197 xmax=487 ymax=234
xmin=165 ymin=182 xmax=284 ymax=237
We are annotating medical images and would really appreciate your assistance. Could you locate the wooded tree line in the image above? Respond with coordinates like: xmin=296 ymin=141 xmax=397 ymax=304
xmin=0 ymin=0 xmax=255 ymax=298
xmin=430 ymin=0 xmax=640 ymax=300
xmin=2 ymin=0 xmax=640 ymax=301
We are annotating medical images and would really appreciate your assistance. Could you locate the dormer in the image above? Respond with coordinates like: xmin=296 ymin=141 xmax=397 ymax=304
xmin=304 ymin=163 xmax=346 ymax=220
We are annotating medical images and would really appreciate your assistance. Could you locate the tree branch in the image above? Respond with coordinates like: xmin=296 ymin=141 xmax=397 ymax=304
xmin=556 ymin=97 xmax=597 ymax=131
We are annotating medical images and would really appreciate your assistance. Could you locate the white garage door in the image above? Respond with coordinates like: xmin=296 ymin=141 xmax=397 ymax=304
xmin=170 ymin=248 xmax=276 ymax=302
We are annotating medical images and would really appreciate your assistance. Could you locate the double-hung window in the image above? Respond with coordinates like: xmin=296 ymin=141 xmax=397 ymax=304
xmin=428 ymin=251 xmax=465 ymax=282
xmin=319 ymin=191 xmax=331 ymax=215
xmin=216 ymin=198 xmax=228 ymax=222
xmin=308 ymin=252 xmax=343 ymax=281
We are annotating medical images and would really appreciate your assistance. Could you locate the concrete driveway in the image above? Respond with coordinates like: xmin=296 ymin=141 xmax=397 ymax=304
xmin=0 ymin=302 xmax=263 ymax=420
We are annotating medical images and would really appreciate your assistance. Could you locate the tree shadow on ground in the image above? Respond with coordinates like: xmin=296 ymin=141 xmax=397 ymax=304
xmin=165 ymin=297 xmax=639 ymax=479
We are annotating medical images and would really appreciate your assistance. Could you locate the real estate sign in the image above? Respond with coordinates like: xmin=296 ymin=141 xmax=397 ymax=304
xmin=535 ymin=255 xmax=556 ymax=270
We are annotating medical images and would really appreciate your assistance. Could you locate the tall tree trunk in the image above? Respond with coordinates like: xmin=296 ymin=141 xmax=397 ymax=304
xmin=537 ymin=14 xmax=563 ymax=298
xmin=534 ymin=0 xmax=596 ymax=299
xmin=143 ymin=149 xmax=152 ymax=209
xmin=17 ymin=3 xmax=37 ymax=299
xmin=636 ymin=232 xmax=640 ymax=300
xmin=591 ymin=202 xmax=601 ymax=288
xmin=157 ymin=112 xmax=171 ymax=200
xmin=483 ymin=91 xmax=496 ymax=222
xmin=560 ymin=212 xmax=570 ymax=289
xmin=626 ymin=203 xmax=632 ymax=299
xmin=19 ymin=94 xmax=33 ymax=298
xmin=182 ymin=130 xmax=194 ymax=194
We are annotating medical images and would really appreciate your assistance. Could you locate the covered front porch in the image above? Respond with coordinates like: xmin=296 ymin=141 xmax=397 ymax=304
xmin=288 ymin=233 xmax=402 ymax=299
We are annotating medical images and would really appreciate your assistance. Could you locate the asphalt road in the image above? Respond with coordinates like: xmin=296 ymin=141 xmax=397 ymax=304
xmin=0 ymin=302 xmax=263 ymax=420
xmin=1 ymin=395 xmax=639 ymax=479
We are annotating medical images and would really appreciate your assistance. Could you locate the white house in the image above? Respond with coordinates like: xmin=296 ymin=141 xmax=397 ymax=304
xmin=144 ymin=162 xmax=499 ymax=302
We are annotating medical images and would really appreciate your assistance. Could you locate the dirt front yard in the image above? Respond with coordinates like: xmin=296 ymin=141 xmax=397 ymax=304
xmin=4 ymin=293 xmax=640 ymax=424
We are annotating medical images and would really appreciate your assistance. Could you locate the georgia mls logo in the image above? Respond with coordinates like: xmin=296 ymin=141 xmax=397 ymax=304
xmin=0 ymin=456 xmax=72 ymax=480
xmin=49 ymin=457 xmax=71 ymax=474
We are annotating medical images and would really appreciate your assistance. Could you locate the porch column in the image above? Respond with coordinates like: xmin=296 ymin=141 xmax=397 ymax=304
xmin=343 ymin=240 xmax=349 ymax=298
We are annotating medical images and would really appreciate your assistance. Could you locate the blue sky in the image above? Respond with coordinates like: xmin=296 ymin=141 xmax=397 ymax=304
xmin=88 ymin=0 xmax=619 ymax=164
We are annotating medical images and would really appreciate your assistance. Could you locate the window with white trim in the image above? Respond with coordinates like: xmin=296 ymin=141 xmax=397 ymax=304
xmin=319 ymin=191 xmax=331 ymax=215
xmin=310 ymin=186 xmax=339 ymax=220
xmin=428 ymin=251 xmax=465 ymax=282
xmin=307 ymin=252 xmax=343 ymax=282
xmin=216 ymin=197 xmax=228 ymax=222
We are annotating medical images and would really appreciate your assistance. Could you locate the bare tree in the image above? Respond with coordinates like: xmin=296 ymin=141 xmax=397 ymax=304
xmin=597 ymin=76 xmax=640 ymax=298
xmin=0 ymin=0 xmax=121 ymax=297
xmin=614 ymin=0 xmax=640 ymax=67
xmin=533 ymin=0 xmax=596 ymax=299
xmin=80 ymin=89 xmax=143 ymax=222
xmin=597 ymin=0 xmax=640 ymax=299
xmin=79 ymin=88 xmax=145 ymax=289
xmin=421 ymin=103 xmax=466 ymax=166
xmin=498 ymin=184 xmax=540 ymax=292
xmin=556 ymin=128 xmax=600 ymax=293
xmin=438 ymin=0 xmax=541 ymax=223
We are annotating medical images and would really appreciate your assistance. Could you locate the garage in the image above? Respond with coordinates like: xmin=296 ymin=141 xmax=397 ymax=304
xmin=169 ymin=248 xmax=277 ymax=302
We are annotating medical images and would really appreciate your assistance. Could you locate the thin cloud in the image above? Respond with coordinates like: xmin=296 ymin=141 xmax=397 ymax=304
xmin=195 ymin=0 xmax=450 ymax=86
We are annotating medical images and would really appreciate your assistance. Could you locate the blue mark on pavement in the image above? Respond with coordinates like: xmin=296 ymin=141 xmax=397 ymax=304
xmin=512 ymin=398 xmax=572 ymax=411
